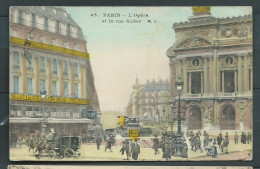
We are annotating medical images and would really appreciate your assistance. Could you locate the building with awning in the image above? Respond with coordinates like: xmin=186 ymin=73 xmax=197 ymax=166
xmin=9 ymin=6 xmax=100 ymax=139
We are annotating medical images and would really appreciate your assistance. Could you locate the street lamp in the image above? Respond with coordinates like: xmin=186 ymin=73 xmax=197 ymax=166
xmin=175 ymin=76 xmax=184 ymax=157
xmin=40 ymin=88 xmax=47 ymax=136
xmin=168 ymin=99 xmax=176 ymax=131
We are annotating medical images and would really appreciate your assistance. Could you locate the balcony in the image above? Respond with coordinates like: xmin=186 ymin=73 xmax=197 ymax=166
xmin=40 ymin=69 xmax=46 ymax=73
xmin=74 ymin=73 xmax=79 ymax=78
xmin=26 ymin=67 xmax=34 ymax=71
xmin=52 ymin=70 xmax=58 ymax=75
xmin=13 ymin=65 xmax=20 ymax=70
xmin=63 ymin=72 xmax=69 ymax=76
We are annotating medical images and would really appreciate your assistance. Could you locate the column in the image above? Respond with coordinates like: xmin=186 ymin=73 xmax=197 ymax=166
xmin=238 ymin=55 xmax=242 ymax=92
xmin=213 ymin=55 xmax=217 ymax=93
xmin=188 ymin=73 xmax=191 ymax=94
xmin=244 ymin=54 xmax=249 ymax=92
xmin=250 ymin=68 xmax=253 ymax=92
xmin=211 ymin=57 xmax=214 ymax=94
xmin=70 ymin=62 xmax=74 ymax=97
xmin=47 ymin=58 xmax=52 ymax=95
xmin=235 ymin=71 xmax=238 ymax=92
xmin=183 ymin=59 xmax=187 ymax=94
xmin=80 ymin=65 xmax=85 ymax=98
xmin=59 ymin=60 xmax=64 ymax=96
xmin=22 ymin=52 xmax=27 ymax=93
xmin=216 ymin=56 xmax=220 ymax=93
xmin=203 ymin=57 xmax=208 ymax=94
xmin=222 ymin=71 xmax=224 ymax=93
xmin=35 ymin=55 xmax=40 ymax=94
xmin=201 ymin=72 xmax=204 ymax=93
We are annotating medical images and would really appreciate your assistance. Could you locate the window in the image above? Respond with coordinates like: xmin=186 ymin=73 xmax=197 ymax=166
xmin=64 ymin=82 xmax=69 ymax=97
xmin=26 ymin=55 xmax=33 ymax=70
xmin=63 ymin=41 xmax=68 ymax=48
xmin=52 ymin=81 xmax=57 ymax=96
xmin=13 ymin=52 xmax=19 ymax=68
xmin=52 ymin=59 xmax=57 ymax=74
xmin=40 ymin=56 xmax=45 ymax=72
xmin=56 ymin=21 xmax=60 ymax=34
xmin=67 ymin=24 xmax=70 ymax=37
xmin=18 ymin=10 xmax=23 ymax=25
xmin=40 ymin=79 xmax=46 ymax=92
xmin=27 ymin=78 xmax=33 ymax=94
xmin=40 ymin=35 xmax=45 ymax=43
xmin=32 ymin=14 xmax=36 ymax=27
xmin=74 ymin=63 xmax=78 ymax=76
xmin=44 ymin=17 xmax=48 ymax=31
xmin=52 ymin=38 xmax=56 ymax=45
xmin=12 ymin=29 xmax=18 ymax=38
xmin=63 ymin=61 xmax=68 ymax=75
xmin=190 ymin=72 xmax=201 ymax=94
xmin=223 ymin=71 xmax=235 ymax=93
xmin=74 ymin=43 xmax=78 ymax=50
xmin=74 ymin=83 xmax=78 ymax=98
xmin=13 ymin=76 xmax=19 ymax=93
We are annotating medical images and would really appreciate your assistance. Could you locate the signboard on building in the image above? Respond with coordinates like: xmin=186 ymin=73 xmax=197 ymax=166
xmin=87 ymin=110 xmax=97 ymax=119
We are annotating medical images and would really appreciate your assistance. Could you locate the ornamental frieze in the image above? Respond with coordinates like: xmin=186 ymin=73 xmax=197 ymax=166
xmin=184 ymin=29 xmax=209 ymax=37
xmin=219 ymin=55 xmax=238 ymax=68
xmin=176 ymin=37 xmax=211 ymax=49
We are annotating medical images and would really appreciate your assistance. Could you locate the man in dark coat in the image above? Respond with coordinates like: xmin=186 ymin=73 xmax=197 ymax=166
xmin=162 ymin=138 xmax=171 ymax=161
xmin=234 ymin=132 xmax=238 ymax=144
xmin=247 ymin=132 xmax=252 ymax=144
xmin=95 ymin=135 xmax=102 ymax=150
xmin=217 ymin=133 xmax=223 ymax=148
xmin=181 ymin=140 xmax=188 ymax=158
xmin=241 ymin=132 xmax=247 ymax=144
xmin=131 ymin=140 xmax=140 ymax=160
xmin=105 ymin=136 xmax=113 ymax=152
xmin=152 ymin=135 xmax=159 ymax=155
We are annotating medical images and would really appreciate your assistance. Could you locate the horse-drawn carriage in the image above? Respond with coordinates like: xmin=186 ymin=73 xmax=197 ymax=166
xmin=36 ymin=135 xmax=84 ymax=159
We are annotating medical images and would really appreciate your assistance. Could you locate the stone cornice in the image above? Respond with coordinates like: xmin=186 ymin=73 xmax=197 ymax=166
xmin=173 ymin=14 xmax=252 ymax=30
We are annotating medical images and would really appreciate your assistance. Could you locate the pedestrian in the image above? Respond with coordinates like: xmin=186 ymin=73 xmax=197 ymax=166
xmin=182 ymin=140 xmax=188 ymax=158
xmin=131 ymin=140 xmax=140 ymax=160
xmin=221 ymin=137 xmax=229 ymax=154
xmin=105 ymin=136 xmax=113 ymax=152
xmin=152 ymin=135 xmax=159 ymax=155
xmin=195 ymin=135 xmax=203 ymax=153
xmin=234 ymin=132 xmax=238 ymax=144
xmin=125 ymin=140 xmax=130 ymax=160
xmin=247 ymin=132 xmax=252 ymax=144
xmin=225 ymin=132 xmax=229 ymax=140
xmin=210 ymin=142 xmax=218 ymax=158
xmin=162 ymin=137 xmax=171 ymax=161
xmin=190 ymin=130 xmax=194 ymax=137
xmin=120 ymin=141 xmax=125 ymax=155
xmin=217 ymin=134 xmax=222 ymax=148
xmin=95 ymin=135 xmax=102 ymax=150
xmin=241 ymin=132 xmax=247 ymax=144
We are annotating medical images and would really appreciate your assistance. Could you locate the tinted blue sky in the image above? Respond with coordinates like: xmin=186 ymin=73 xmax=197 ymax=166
xmin=65 ymin=7 xmax=251 ymax=112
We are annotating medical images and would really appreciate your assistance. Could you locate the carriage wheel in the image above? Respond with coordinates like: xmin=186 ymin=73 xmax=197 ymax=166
xmin=49 ymin=150 xmax=56 ymax=158
xmin=39 ymin=149 xmax=47 ymax=159
xmin=75 ymin=148 xmax=85 ymax=159
xmin=64 ymin=148 xmax=75 ymax=158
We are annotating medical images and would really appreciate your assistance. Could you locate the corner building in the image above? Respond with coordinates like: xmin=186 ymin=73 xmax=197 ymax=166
xmin=9 ymin=6 xmax=100 ymax=138
xmin=167 ymin=8 xmax=252 ymax=130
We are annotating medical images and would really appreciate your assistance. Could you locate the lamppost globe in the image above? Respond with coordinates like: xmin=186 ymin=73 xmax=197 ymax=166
xmin=177 ymin=85 xmax=182 ymax=91
xmin=41 ymin=94 xmax=46 ymax=99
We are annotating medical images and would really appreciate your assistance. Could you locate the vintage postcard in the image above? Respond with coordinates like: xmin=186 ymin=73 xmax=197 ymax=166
xmin=9 ymin=6 xmax=252 ymax=161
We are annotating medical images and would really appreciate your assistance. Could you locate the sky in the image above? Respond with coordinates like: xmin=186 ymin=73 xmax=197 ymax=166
xmin=65 ymin=6 xmax=252 ymax=112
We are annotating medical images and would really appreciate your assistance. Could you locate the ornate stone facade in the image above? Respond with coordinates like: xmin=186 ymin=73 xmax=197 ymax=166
xmin=167 ymin=10 xmax=252 ymax=130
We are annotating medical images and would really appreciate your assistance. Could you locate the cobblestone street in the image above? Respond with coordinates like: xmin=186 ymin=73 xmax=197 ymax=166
xmin=10 ymin=138 xmax=252 ymax=161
